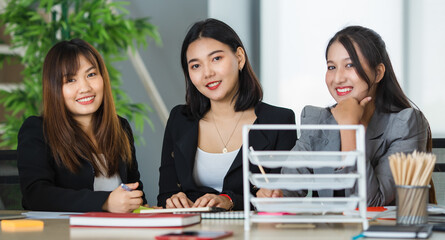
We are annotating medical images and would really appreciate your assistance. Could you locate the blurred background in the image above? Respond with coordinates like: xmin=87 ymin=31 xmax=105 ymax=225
xmin=1 ymin=0 xmax=444 ymax=207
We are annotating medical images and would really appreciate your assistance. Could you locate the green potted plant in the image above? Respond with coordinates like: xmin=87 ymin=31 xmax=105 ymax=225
xmin=0 ymin=0 xmax=161 ymax=148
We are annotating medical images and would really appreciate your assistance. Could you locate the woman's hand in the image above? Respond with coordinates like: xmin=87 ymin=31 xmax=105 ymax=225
xmin=102 ymin=182 xmax=143 ymax=213
xmin=192 ymin=193 xmax=233 ymax=210
xmin=256 ymin=188 xmax=283 ymax=198
xmin=142 ymin=203 xmax=163 ymax=209
xmin=166 ymin=192 xmax=194 ymax=208
xmin=332 ymin=97 xmax=372 ymax=152
xmin=331 ymin=97 xmax=372 ymax=125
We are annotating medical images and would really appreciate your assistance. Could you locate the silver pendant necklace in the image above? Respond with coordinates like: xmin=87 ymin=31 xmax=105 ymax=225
xmin=212 ymin=111 xmax=244 ymax=153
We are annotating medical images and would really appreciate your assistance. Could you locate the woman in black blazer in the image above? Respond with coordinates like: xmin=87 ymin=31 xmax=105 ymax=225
xmin=17 ymin=39 xmax=145 ymax=212
xmin=157 ymin=19 xmax=297 ymax=210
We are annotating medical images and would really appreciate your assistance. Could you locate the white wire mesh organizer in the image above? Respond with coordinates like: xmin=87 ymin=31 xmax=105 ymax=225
xmin=242 ymin=124 xmax=368 ymax=230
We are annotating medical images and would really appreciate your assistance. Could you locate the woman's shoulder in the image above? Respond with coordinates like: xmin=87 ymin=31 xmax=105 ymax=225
xmin=18 ymin=116 xmax=44 ymax=140
xmin=168 ymin=104 xmax=192 ymax=120
xmin=387 ymin=107 xmax=429 ymax=129
xmin=301 ymin=105 xmax=330 ymax=115
xmin=300 ymin=105 xmax=333 ymax=123
xmin=371 ymin=108 xmax=429 ymax=140
xmin=116 ymin=115 xmax=134 ymax=134
xmin=170 ymin=104 xmax=187 ymax=115
xmin=117 ymin=115 xmax=130 ymax=126
xmin=377 ymin=108 xmax=427 ymax=126
xmin=255 ymin=102 xmax=295 ymax=124
xmin=23 ymin=115 xmax=43 ymax=124
xmin=255 ymin=102 xmax=295 ymax=117
xmin=20 ymin=116 xmax=43 ymax=131
xmin=392 ymin=107 xmax=424 ymax=121
xmin=165 ymin=104 xmax=197 ymax=126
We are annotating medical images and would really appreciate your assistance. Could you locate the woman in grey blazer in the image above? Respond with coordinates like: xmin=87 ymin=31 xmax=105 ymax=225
xmin=258 ymin=26 xmax=431 ymax=207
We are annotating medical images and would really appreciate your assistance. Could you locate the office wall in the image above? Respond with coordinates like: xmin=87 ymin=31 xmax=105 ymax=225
xmin=406 ymin=0 xmax=445 ymax=137
xmin=208 ymin=0 xmax=260 ymax=74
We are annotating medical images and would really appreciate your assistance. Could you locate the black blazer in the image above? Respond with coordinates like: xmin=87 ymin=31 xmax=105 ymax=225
xmin=17 ymin=116 xmax=146 ymax=212
xmin=157 ymin=102 xmax=297 ymax=210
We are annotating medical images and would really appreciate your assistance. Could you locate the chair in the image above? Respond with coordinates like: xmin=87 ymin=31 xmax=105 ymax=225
xmin=0 ymin=150 xmax=22 ymax=210
xmin=432 ymin=138 xmax=445 ymax=205
xmin=0 ymin=150 xmax=19 ymax=184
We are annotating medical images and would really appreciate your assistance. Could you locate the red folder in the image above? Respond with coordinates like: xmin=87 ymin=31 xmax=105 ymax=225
xmin=69 ymin=212 xmax=201 ymax=228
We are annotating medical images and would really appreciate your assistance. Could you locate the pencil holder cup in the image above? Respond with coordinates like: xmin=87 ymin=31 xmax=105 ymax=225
xmin=396 ymin=185 xmax=430 ymax=225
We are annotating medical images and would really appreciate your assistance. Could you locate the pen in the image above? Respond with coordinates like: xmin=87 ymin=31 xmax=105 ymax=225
xmin=257 ymin=163 xmax=269 ymax=183
xmin=120 ymin=183 xmax=132 ymax=191
xmin=352 ymin=233 xmax=364 ymax=240
xmin=249 ymin=147 xmax=269 ymax=183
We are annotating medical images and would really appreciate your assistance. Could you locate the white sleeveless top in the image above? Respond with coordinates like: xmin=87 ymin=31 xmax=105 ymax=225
xmin=93 ymin=154 xmax=122 ymax=191
xmin=193 ymin=148 xmax=239 ymax=192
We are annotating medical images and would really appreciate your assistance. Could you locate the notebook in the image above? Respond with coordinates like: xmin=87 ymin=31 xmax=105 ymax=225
xmin=139 ymin=206 xmax=226 ymax=214
xmin=362 ymin=225 xmax=433 ymax=239
xmin=343 ymin=206 xmax=396 ymax=220
xmin=200 ymin=211 xmax=245 ymax=219
xmin=69 ymin=212 xmax=201 ymax=228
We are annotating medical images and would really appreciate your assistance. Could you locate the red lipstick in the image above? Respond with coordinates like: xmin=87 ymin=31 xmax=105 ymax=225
xmin=206 ymin=81 xmax=221 ymax=90
xmin=336 ymin=87 xmax=352 ymax=96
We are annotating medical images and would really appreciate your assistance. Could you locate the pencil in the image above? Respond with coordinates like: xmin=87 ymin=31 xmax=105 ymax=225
xmin=249 ymin=147 xmax=269 ymax=183
xmin=388 ymin=151 xmax=436 ymax=224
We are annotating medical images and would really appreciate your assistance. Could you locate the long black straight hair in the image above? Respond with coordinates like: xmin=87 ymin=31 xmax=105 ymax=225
xmin=326 ymin=26 xmax=411 ymax=113
xmin=326 ymin=26 xmax=432 ymax=151
xmin=180 ymin=18 xmax=262 ymax=119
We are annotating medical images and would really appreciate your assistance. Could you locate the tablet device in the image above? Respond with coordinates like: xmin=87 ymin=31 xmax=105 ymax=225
xmin=433 ymin=223 xmax=445 ymax=232
xmin=362 ymin=225 xmax=433 ymax=239
xmin=155 ymin=231 xmax=233 ymax=240
xmin=0 ymin=213 xmax=26 ymax=220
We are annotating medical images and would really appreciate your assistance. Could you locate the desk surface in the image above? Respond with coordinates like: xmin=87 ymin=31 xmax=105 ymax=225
xmin=1 ymin=211 xmax=445 ymax=240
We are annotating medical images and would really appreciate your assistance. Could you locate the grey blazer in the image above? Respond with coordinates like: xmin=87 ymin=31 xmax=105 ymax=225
xmin=283 ymin=105 xmax=429 ymax=206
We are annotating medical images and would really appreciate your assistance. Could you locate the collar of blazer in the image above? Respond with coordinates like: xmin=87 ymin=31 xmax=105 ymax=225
xmin=322 ymin=107 xmax=386 ymax=166
xmin=324 ymin=106 xmax=387 ymax=141
xmin=366 ymin=110 xmax=387 ymax=140
xmin=174 ymin=103 xmax=271 ymax=183
xmin=319 ymin=107 xmax=339 ymax=141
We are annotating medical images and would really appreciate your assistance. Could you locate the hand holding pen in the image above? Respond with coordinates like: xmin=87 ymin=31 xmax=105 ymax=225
xmin=102 ymin=182 xmax=144 ymax=213
xmin=120 ymin=183 xmax=133 ymax=191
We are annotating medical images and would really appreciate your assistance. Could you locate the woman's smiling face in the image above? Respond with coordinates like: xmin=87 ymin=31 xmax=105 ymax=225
xmin=62 ymin=54 xmax=104 ymax=125
xmin=325 ymin=40 xmax=376 ymax=103
xmin=186 ymin=37 xmax=244 ymax=104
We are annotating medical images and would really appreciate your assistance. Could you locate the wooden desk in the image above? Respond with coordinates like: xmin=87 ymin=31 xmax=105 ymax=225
xmin=1 ymin=211 xmax=445 ymax=240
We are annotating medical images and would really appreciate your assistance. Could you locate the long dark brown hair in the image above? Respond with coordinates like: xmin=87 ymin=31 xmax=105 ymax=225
xmin=42 ymin=39 xmax=132 ymax=176
xmin=181 ymin=18 xmax=263 ymax=119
